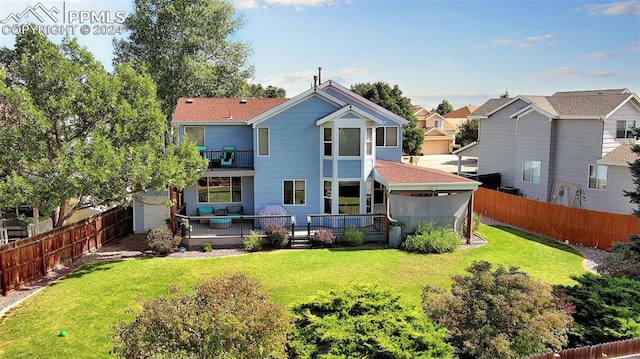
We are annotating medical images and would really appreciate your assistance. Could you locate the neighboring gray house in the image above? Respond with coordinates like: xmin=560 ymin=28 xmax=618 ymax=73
xmin=455 ymin=89 xmax=640 ymax=215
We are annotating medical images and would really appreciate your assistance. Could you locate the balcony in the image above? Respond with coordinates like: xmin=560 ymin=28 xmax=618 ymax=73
xmin=200 ymin=149 xmax=254 ymax=170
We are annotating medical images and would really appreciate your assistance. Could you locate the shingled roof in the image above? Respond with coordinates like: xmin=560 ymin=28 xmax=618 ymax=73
xmin=444 ymin=105 xmax=479 ymax=118
xmin=374 ymin=160 xmax=479 ymax=191
xmin=472 ymin=88 xmax=636 ymax=118
xmin=599 ymin=143 xmax=638 ymax=166
xmin=172 ymin=97 xmax=288 ymax=122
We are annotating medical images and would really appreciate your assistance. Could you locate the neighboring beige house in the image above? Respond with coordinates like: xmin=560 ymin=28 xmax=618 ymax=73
xmin=444 ymin=105 xmax=479 ymax=142
xmin=455 ymin=89 xmax=640 ymax=215
xmin=413 ymin=105 xmax=453 ymax=154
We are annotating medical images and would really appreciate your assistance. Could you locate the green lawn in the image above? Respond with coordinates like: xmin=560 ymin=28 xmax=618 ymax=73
xmin=0 ymin=225 xmax=587 ymax=359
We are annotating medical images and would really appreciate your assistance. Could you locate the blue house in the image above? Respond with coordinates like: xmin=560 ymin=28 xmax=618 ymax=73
xmin=133 ymin=81 xmax=479 ymax=247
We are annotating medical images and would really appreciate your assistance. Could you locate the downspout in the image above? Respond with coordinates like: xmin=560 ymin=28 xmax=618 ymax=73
xmin=386 ymin=189 xmax=399 ymax=225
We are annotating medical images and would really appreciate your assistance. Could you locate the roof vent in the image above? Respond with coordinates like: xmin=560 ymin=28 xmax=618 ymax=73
xmin=185 ymin=98 xmax=194 ymax=104
xmin=239 ymin=99 xmax=248 ymax=104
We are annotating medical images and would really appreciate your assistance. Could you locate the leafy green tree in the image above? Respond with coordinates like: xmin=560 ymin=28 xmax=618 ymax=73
xmin=556 ymin=273 xmax=640 ymax=346
xmin=0 ymin=32 xmax=206 ymax=227
xmin=423 ymin=261 xmax=573 ymax=359
xmin=455 ymin=118 xmax=479 ymax=147
xmin=500 ymin=90 xmax=510 ymax=98
xmin=351 ymin=81 xmax=424 ymax=155
xmin=113 ymin=273 xmax=290 ymax=358
xmin=435 ymin=99 xmax=454 ymax=115
xmin=113 ymin=0 xmax=254 ymax=120
xmin=247 ymin=83 xmax=286 ymax=98
xmin=598 ymin=126 xmax=640 ymax=279
xmin=288 ymin=285 xmax=453 ymax=358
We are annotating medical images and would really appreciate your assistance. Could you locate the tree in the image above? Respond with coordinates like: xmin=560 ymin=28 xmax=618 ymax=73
xmin=113 ymin=273 xmax=290 ymax=358
xmin=423 ymin=261 xmax=573 ymax=359
xmin=351 ymin=81 xmax=424 ymax=155
xmin=113 ymin=0 xmax=254 ymax=120
xmin=556 ymin=273 xmax=640 ymax=347
xmin=597 ymin=126 xmax=640 ymax=279
xmin=500 ymin=90 xmax=510 ymax=98
xmin=287 ymin=285 xmax=453 ymax=358
xmin=435 ymin=99 xmax=454 ymax=116
xmin=247 ymin=83 xmax=286 ymax=98
xmin=0 ymin=32 xmax=206 ymax=227
xmin=455 ymin=118 xmax=479 ymax=147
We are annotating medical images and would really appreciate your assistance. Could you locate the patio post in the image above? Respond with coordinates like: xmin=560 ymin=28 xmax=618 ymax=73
xmin=466 ymin=192 xmax=474 ymax=244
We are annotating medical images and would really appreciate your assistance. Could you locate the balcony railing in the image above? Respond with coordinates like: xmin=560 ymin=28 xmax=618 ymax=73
xmin=200 ymin=149 xmax=253 ymax=170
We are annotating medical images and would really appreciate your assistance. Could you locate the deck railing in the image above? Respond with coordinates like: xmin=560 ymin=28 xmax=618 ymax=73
xmin=307 ymin=213 xmax=386 ymax=243
xmin=175 ymin=213 xmax=295 ymax=239
xmin=200 ymin=149 xmax=253 ymax=170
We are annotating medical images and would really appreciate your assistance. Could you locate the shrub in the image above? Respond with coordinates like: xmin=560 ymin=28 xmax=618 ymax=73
xmin=423 ymin=261 xmax=573 ymax=359
xmin=312 ymin=229 xmax=335 ymax=247
xmin=287 ymin=285 xmax=453 ymax=358
xmin=403 ymin=222 xmax=460 ymax=254
xmin=555 ymin=273 xmax=640 ymax=346
xmin=596 ymin=239 xmax=640 ymax=281
xmin=472 ymin=212 xmax=482 ymax=232
xmin=265 ymin=223 xmax=289 ymax=248
xmin=146 ymin=226 xmax=181 ymax=255
xmin=243 ymin=230 xmax=262 ymax=252
xmin=112 ymin=273 xmax=290 ymax=359
xmin=341 ymin=225 xmax=365 ymax=246
xmin=202 ymin=241 xmax=212 ymax=252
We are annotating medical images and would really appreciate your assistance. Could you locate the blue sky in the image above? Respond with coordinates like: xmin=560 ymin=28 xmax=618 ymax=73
xmin=1 ymin=0 xmax=638 ymax=110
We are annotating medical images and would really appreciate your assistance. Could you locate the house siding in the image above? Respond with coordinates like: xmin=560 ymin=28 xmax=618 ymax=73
xmin=180 ymin=125 xmax=252 ymax=150
xmin=323 ymin=159 xmax=332 ymax=177
xmin=338 ymin=160 xmax=362 ymax=178
xmin=583 ymin=165 xmax=633 ymax=214
xmin=253 ymin=95 xmax=337 ymax=220
xmin=515 ymin=111 xmax=552 ymax=201
xmin=475 ymin=100 xmax=529 ymax=187
xmin=603 ymin=101 xmax=639 ymax=155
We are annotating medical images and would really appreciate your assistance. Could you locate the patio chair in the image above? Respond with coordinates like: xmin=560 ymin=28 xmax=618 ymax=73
xmin=221 ymin=146 xmax=235 ymax=167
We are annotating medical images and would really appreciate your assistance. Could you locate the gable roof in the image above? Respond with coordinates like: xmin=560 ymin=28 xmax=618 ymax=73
xmin=473 ymin=89 xmax=639 ymax=120
xmin=413 ymin=105 xmax=430 ymax=117
xmin=172 ymin=98 xmax=288 ymax=123
xmin=598 ymin=143 xmax=638 ymax=167
xmin=444 ymin=105 xmax=479 ymax=119
xmin=373 ymin=160 xmax=479 ymax=191
xmin=316 ymin=105 xmax=385 ymax=126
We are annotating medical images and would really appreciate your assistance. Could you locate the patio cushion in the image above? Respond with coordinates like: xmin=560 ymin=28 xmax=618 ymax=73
xmin=198 ymin=206 xmax=214 ymax=224
xmin=209 ymin=217 xmax=232 ymax=229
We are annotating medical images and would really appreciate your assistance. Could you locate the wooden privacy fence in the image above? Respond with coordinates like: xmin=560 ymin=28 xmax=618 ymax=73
xmin=523 ymin=337 xmax=640 ymax=359
xmin=0 ymin=207 xmax=132 ymax=296
xmin=474 ymin=188 xmax=638 ymax=250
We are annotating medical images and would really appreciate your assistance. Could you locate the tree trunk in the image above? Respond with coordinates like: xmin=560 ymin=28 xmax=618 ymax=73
xmin=53 ymin=199 xmax=72 ymax=228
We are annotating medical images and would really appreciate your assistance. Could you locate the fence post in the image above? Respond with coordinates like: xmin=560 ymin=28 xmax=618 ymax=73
xmin=40 ymin=237 xmax=46 ymax=277
xmin=290 ymin=216 xmax=295 ymax=248
xmin=0 ymin=250 xmax=6 ymax=296
xmin=307 ymin=215 xmax=311 ymax=241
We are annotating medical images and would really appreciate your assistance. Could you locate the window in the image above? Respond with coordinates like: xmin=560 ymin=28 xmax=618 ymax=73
xmin=366 ymin=128 xmax=373 ymax=156
xmin=284 ymin=180 xmax=305 ymax=205
xmin=184 ymin=126 xmax=204 ymax=147
xmin=616 ymin=120 xmax=636 ymax=139
xmin=257 ymin=127 xmax=269 ymax=156
xmin=323 ymin=127 xmax=332 ymax=156
xmin=339 ymin=181 xmax=360 ymax=214
xmin=366 ymin=180 xmax=373 ymax=213
xmin=588 ymin=165 xmax=607 ymax=190
xmin=434 ymin=120 xmax=443 ymax=129
xmin=197 ymin=177 xmax=242 ymax=203
xmin=522 ymin=160 xmax=541 ymax=183
xmin=339 ymin=128 xmax=360 ymax=156
xmin=376 ymin=126 xmax=398 ymax=147
xmin=324 ymin=180 xmax=332 ymax=214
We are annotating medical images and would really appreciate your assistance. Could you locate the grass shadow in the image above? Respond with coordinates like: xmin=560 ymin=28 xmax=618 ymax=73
xmin=328 ymin=241 xmax=389 ymax=252
xmin=491 ymin=225 xmax=582 ymax=256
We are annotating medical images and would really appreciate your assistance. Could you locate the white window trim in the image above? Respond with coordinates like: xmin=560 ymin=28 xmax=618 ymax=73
xmin=522 ymin=160 xmax=541 ymax=184
xmin=376 ymin=126 xmax=399 ymax=148
xmin=616 ymin=119 xmax=637 ymax=139
xmin=197 ymin=176 xmax=243 ymax=204
xmin=587 ymin=164 xmax=608 ymax=191
xmin=323 ymin=127 xmax=332 ymax=157
xmin=257 ymin=127 xmax=270 ymax=157
xmin=338 ymin=127 xmax=362 ymax=157
xmin=184 ymin=126 xmax=205 ymax=147
xmin=283 ymin=179 xmax=306 ymax=206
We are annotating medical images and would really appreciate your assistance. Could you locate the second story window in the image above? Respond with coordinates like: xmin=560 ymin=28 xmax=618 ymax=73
xmin=323 ymin=127 xmax=332 ymax=156
xmin=339 ymin=128 xmax=360 ymax=156
xmin=376 ymin=126 xmax=398 ymax=147
xmin=616 ymin=120 xmax=636 ymax=139
xmin=434 ymin=120 xmax=443 ymax=129
xmin=257 ymin=127 xmax=269 ymax=156
xmin=184 ymin=126 xmax=204 ymax=147
xmin=366 ymin=128 xmax=373 ymax=156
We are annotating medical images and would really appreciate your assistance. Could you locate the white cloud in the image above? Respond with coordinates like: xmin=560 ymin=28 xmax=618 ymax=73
xmin=237 ymin=0 xmax=337 ymax=9
xmin=409 ymin=92 xmax=495 ymax=111
xmin=629 ymin=41 xmax=640 ymax=52
xmin=585 ymin=52 xmax=614 ymax=59
xmin=579 ymin=0 xmax=640 ymax=15
xmin=537 ymin=66 xmax=615 ymax=79
xmin=525 ymin=33 xmax=555 ymax=41
xmin=492 ymin=39 xmax=533 ymax=48
xmin=234 ymin=0 xmax=265 ymax=9
xmin=340 ymin=67 xmax=367 ymax=76
xmin=252 ymin=67 xmax=368 ymax=96
xmin=471 ymin=44 xmax=485 ymax=50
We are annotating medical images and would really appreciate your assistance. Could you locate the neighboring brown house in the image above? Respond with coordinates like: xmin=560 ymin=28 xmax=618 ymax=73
xmin=444 ymin=105 xmax=479 ymax=144
xmin=413 ymin=105 xmax=453 ymax=155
